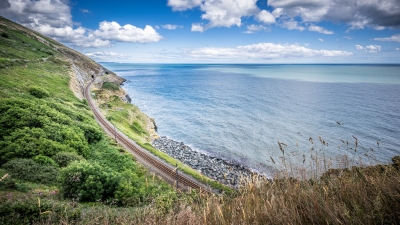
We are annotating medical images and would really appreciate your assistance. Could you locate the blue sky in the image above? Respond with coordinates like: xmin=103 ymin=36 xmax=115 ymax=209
xmin=1 ymin=0 xmax=400 ymax=63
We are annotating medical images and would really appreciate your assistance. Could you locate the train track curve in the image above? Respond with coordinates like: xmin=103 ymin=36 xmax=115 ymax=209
xmin=84 ymin=81 xmax=211 ymax=193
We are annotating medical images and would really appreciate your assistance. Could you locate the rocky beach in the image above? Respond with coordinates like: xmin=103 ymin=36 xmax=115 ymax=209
xmin=153 ymin=136 xmax=257 ymax=188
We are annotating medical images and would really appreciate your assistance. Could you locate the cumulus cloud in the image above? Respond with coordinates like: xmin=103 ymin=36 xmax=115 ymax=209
xmin=373 ymin=34 xmax=400 ymax=42
xmin=365 ymin=45 xmax=381 ymax=53
xmin=189 ymin=42 xmax=353 ymax=59
xmin=308 ymin=25 xmax=333 ymax=34
xmin=281 ymin=20 xmax=305 ymax=31
xmin=85 ymin=51 xmax=130 ymax=60
xmin=257 ymin=10 xmax=276 ymax=24
xmin=355 ymin=44 xmax=381 ymax=53
xmin=33 ymin=24 xmax=112 ymax=48
xmin=0 ymin=0 xmax=72 ymax=28
xmin=244 ymin=24 xmax=268 ymax=33
xmin=191 ymin=23 xmax=205 ymax=32
xmin=268 ymin=0 xmax=400 ymax=29
xmin=0 ymin=0 xmax=162 ymax=48
xmin=93 ymin=21 xmax=162 ymax=43
xmin=161 ymin=24 xmax=183 ymax=30
xmin=200 ymin=0 xmax=259 ymax=28
xmin=167 ymin=0 xmax=202 ymax=11
xmin=169 ymin=0 xmax=263 ymax=30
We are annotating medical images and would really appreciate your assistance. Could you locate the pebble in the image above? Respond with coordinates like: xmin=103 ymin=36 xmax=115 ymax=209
xmin=152 ymin=136 xmax=258 ymax=188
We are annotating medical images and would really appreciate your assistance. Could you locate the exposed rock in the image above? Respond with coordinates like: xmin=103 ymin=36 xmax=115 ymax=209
xmin=152 ymin=136 xmax=259 ymax=188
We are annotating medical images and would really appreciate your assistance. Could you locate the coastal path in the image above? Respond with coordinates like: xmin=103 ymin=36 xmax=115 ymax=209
xmin=84 ymin=81 xmax=210 ymax=193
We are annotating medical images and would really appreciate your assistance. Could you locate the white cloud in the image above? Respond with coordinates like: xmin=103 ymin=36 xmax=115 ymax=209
xmin=355 ymin=44 xmax=381 ymax=53
xmin=365 ymin=45 xmax=381 ymax=53
xmin=93 ymin=21 xmax=162 ymax=43
xmin=168 ymin=0 xmax=260 ymax=29
xmin=257 ymin=10 xmax=276 ymax=24
xmin=0 ymin=0 xmax=72 ymax=28
xmin=308 ymin=25 xmax=333 ymax=34
xmin=32 ymin=24 xmax=112 ymax=48
xmin=281 ymin=20 xmax=305 ymax=31
xmin=373 ymin=34 xmax=400 ymax=42
xmin=396 ymin=48 xmax=400 ymax=51
xmin=85 ymin=51 xmax=130 ymax=60
xmin=190 ymin=42 xmax=353 ymax=59
xmin=200 ymin=0 xmax=259 ymax=28
xmin=161 ymin=24 xmax=183 ymax=30
xmin=0 ymin=0 xmax=163 ymax=48
xmin=244 ymin=24 xmax=268 ymax=34
xmin=167 ymin=0 xmax=202 ymax=11
xmin=80 ymin=9 xmax=90 ymax=13
xmin=318 ymin=38 xmax=324 ymax=42
xmin=267 ymin=0 xmax=400 ymax=29
xmin=191 ymin=23 xmax=205 ymax=32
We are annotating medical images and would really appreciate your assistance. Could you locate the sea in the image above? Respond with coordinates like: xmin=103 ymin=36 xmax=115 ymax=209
xmin=100 ymin=63 xmax=400 ymax=176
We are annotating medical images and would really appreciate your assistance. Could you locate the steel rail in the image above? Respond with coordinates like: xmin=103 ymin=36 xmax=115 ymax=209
xmin=84 ymin=81 xmax=210 ymax=192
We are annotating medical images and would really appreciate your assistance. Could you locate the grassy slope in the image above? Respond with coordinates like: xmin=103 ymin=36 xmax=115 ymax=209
xmin=0 ymin=16 xmax=181 ymax=224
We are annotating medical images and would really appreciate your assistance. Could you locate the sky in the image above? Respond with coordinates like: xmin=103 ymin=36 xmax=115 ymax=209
xmin=1 ymin=0 xmax=400 ymax=63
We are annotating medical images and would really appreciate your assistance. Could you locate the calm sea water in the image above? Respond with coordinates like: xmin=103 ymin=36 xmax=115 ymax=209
xmin=101 ymin=63 xmax=400 ymax=176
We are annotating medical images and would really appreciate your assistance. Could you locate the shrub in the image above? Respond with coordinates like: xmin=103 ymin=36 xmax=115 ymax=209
xmin=89 ymin=140 xmax=137 ymax=173
xmin=2 ymin=158 xmax=59 ymax=185
xmin=58 ymin=161 xmax=120 ymax=202
xmin=0 ymin=127 xmax=74 ymax=164
xmin=77 ymin=122 xmax=103 ymax=144
xmin=28 ymin=86 xmax=50 ymax=98
xmin=33 ymin=155 xmax=58 ymax=167
xmin=102 ymin=82 xmax=119 ymax=91
xmin=52 ymin=152 xmax=84 ymax=167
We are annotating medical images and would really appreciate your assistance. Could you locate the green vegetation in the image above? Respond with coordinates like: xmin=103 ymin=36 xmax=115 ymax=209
xmin=102 ymin=81 xmax=120 ymax=91
xmin=0 ymin=15 xmax=177 ymax=223
xmin=52 ymin=151 xmax=84 ymax=168
xmin=28 ymin=86 xmax=50 ymax=98
xmin=3 ymin=159 xmax=59 ymax=185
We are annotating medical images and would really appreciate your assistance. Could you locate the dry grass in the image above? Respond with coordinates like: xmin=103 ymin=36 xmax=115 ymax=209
xmin=34 ymin=154 xmax=400 ymax=225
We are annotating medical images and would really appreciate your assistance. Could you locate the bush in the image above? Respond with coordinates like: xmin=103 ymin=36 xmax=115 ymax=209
xmin=52 ymin=152 xmax=84 ymax=167
xmin=58 ymin=161 xmax=120 ymax=202
xmin=2 ymin=158 xmax=59 ymax=185
xmin=89 ymin=140 xmax=137 ymax=173
xmin=33 ymin=155 xmax=58 ymax=167
xmin=77 ymin=122 xmax=103 ymax=144
xmin=102 ymin=82 xmax=119 ymax=91
xmin=28 ymin=86 xmax=50 ymax=98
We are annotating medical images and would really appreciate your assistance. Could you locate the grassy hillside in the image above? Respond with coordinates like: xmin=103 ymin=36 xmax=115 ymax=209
xmin=0 ymin=16 xmax=182 ymax=224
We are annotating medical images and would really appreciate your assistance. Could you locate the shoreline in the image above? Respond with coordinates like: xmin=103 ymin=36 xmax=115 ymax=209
xmin=122 ymin=88 xmax=261 ymax=188
xmin=152 ymin=136 xmax=258 ymax=188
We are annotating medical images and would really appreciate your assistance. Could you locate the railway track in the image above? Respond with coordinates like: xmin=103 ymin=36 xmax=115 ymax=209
xmin=84 ymin=81 xmax=210 ymax=193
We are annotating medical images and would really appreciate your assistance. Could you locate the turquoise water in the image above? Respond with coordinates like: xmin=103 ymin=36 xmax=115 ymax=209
xmin=101 ymin=63 xmax=400 ymax=175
